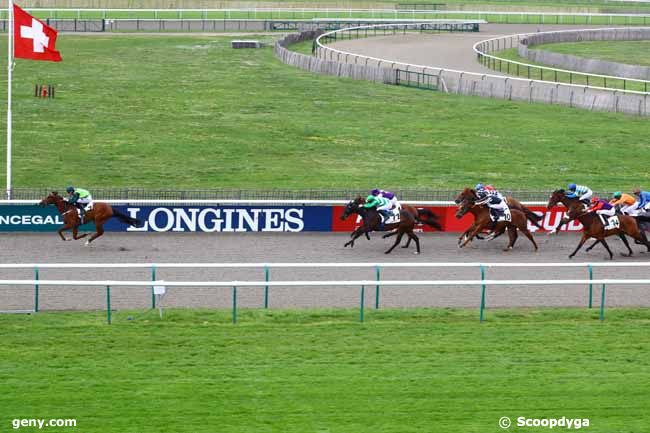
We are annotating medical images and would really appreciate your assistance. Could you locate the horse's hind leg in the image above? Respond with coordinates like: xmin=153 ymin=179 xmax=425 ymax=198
xmin=600 ymin=238 xmax=614 ymax=260
xmin=85 ymin=225 xmax=105 ymax=245
xmin=520 ymin=227 xmax=538 ymax=251
xmin=618 ymin=234 xmax=634 ymax=257
xmin=504 ymin=227 xmax=517 ymax=251
xmin=585 ymin=239 xmax=601 ymax=252
xmin=385 ymin=231 xmax=405 ymax=254
xmin=408 ymin=232 xmax=420 ymax=254
xmin=345 ymin=227 xmax=366 ymax=248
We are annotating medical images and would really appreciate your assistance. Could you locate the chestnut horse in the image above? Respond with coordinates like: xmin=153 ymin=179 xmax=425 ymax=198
xmin=547 ymin=189 xmax=650 ymax=259
xmin=339 ymin=197 xmax=442 ymax=254
xmin=39 ymin=192 xmax=141 ymax=245
xmin=455 ymin=194 xmax=538 ymax=251
xmin=455 ymin=188 xmax=543 ymax=230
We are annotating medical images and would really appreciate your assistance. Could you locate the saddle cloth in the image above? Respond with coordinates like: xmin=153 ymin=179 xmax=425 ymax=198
xmin=603 ymin=215 xmax=620 ymax=230
xmin=492 ymin=208 xmax=512 ymax=222
xmin=382 ymin=207 xmax=401 ymax=225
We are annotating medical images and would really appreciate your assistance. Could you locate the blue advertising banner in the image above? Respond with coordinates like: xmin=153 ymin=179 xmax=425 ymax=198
xmin=0 ymin=205 xmax=334 ymax=232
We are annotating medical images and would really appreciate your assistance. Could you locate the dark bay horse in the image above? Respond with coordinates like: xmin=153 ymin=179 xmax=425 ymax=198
xmin=547 ymin=190 xmax=650 ymax=259
xmin=339 ymin=197 xmax=441 ymax=254
xmin=455 ymin=195 xmax=538 ymax=251
xmin=39 ymin=192 xmax=141 ymax=245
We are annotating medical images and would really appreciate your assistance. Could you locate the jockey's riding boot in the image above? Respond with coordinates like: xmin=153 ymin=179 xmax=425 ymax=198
xmin=380 ymin=210 xmax=391 ymax=222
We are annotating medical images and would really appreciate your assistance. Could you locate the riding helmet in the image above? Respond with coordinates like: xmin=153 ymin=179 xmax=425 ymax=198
xmin=613 ymin=191 xmax=622 ymax=199
xmin=66 ymin=186 xmax=75 ymax=193
xmin=568 ymin=183 xmax=577 ymax=191
xmin=370 ymin=188 xmax=380 ymax=196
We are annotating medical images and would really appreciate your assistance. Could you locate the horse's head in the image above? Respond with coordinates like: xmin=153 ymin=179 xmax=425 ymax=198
xmin=455 ymin=198 xmax=474 ymax=219
xmin=39 ymin=191 xmax=63 ymax=207
xmin=547 ymin=189 xmax=566 ymax=209
xmin=340 ymin=197 xmax=364 ymax=221
xmin=454 ymin=188 xmax=477 ymax=205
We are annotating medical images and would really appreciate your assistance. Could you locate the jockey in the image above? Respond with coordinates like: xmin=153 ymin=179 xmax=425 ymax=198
xmin=610 ymin=191 xmax=638 ymax=216
xmin=65 ymin=186 xmax=93 ymax=220
xmin=475 ymin=187 xmax=509 ymax=225
xmin=475 ymin=183 xmax=503 ymax=198
xmin=364 ymin=194 xmax=393 ymax=221
xmin=370 ymin=188 xmax=400 ymax=210
xmin=589 ymin=196 xmax=615 ymax=226
xmin=566 ymin=183 xmax=592 ymax=205
xmin=633 ymin=187 xmax=650 ymax=214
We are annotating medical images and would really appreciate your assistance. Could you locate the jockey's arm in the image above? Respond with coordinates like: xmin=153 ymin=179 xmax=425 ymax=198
xmin=68 ymin=192 xmax=80 ymax=204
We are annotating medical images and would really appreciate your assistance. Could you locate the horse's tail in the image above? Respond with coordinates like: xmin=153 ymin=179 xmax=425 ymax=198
xmin=111 ymin=207 xmax=141 ymax=227
xmin=416 ymin=208 xmax=443 ymax=231
xmin=519 ymin=205 xmax=543 ymax=228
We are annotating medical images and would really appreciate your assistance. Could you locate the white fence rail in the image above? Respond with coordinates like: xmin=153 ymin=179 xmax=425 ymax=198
xmin=2 ymin=262 xmax=649 ymax=323
xmin=472 ymin=28 xmax=650 ymax=93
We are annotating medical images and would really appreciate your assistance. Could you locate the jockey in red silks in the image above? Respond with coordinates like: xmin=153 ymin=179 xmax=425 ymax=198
xmin=588 ymin=196 xmax=615 ymax=226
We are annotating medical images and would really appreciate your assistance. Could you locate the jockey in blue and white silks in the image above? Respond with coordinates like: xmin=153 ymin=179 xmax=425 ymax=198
xmin=475 ymin=187 xmax=509 ymax=222
xmin=566 ymin=183 xmax=593 ymax=204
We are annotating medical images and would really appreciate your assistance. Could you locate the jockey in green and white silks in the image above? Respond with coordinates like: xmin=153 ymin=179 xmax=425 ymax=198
xmin=364 ymin=194 xmax=393 ymax=221
xmin=66 ymin=186 xmax=93 ymax=218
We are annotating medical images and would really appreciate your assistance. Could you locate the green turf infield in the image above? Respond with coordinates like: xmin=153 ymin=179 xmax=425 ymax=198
xmin=538 ymin=40 xmax=650 ymax=67
xmin=1 ymin=308 xmax=649 ymax=433
xmin=1 ymin=35 xmax=649 ymax=191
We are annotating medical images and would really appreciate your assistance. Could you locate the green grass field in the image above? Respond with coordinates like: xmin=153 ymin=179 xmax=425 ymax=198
xmin=9 ymin=0 xmax=650 ymax=14
xmin=1 ymin=308 xmax=650 ymax=433
xmin=539 ymin=40 xmax=650 ymax=67
xmin=1 ymin=35 xmax=649 ymax=191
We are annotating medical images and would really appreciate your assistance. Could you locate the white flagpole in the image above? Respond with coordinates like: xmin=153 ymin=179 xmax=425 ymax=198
xmin=6 ymin=0 xmax=13 ymax=200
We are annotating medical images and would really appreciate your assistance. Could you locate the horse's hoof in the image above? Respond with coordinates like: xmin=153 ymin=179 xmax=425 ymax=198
xmin=413 ymin=251 xmax=420 ymax=255
xmin=84 ymin=241 xmax=90 ymax=246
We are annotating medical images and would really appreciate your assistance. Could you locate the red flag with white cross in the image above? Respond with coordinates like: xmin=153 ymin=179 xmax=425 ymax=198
xmin=13 ymin=4 xmax=62 ymax=62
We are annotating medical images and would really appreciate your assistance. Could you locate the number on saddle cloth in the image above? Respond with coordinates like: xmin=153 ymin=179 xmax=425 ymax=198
xmin=381 ymin=207 xmax=401 ymax=224
xmin=603 ymin=215 xmax=620 ymax=230
xmin=494 ymin=208 xmax=511 ymax=222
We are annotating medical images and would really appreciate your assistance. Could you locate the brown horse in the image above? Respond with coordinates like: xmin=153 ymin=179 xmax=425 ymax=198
xmin=547 ymin=189 xmax=650 ymax=259
xmin=455 ymin=195 xmax=538 ymax=251
xmin=340 ymin=197 xmax=441 ymax=254
xmin=39 ymin=192 xmax=140 ymax=245
xmin=455 ymin=188 xmax=543 ymax=230
xmin=546 ymin=189 xmax=587 ymax=233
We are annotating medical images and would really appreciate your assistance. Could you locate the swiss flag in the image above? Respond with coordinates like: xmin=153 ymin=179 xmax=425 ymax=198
xmin=13 ymin=4 xmax=61 ymax=62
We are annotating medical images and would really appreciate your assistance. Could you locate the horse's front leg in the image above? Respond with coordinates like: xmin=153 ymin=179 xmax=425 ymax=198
xmin=458 ymin=224 xmax=476 ymax=246
xmin=344 ymin=227 xmax=367 ymax=248
xmin=459 ymin=225 xmax=484 ymax=248
xmin=550 ymin=217 xmax=572 ymax=234
xmin=72 ymin=226 xmax=89 ymax=240
xmin=58 ymin=224 xmax=73 ymax=241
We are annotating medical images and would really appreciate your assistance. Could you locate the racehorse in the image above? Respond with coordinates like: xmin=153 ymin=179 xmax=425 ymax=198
xmin=39 ymin=191 xmax=141 ymax=245
xmin=339 ymin=197 xmax=442 ymax=254
xmin=546 ymin=189 xmax=586 ymax=233
xmin=547 ymin=189 xmax=650 ymax=259
xmin=454 ymin=188 xmax=543 ymax=230
xmin=455 ymin=194 xmax=538 ymax=251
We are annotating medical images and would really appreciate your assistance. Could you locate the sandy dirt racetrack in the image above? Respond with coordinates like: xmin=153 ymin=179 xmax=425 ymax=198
xmin=1 ymin=232 xmax=649 ymax=312
xmin=329 ymin=24 xmax=629 ymax=74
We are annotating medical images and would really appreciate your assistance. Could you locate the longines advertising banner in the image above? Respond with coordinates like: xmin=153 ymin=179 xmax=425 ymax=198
xmin=0 ymin=205 xmax=582 ymax=233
